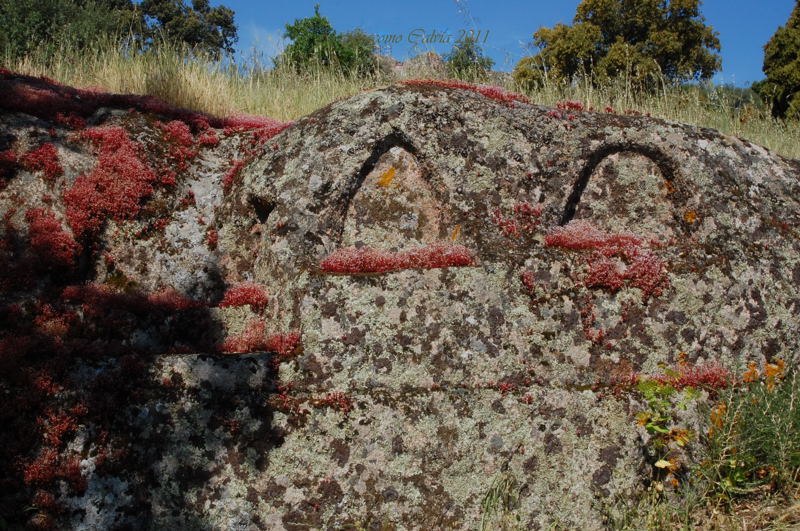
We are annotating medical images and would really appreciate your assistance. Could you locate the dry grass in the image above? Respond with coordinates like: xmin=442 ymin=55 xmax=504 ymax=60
xmin=4 ymin=38 xmax=800 ymax=159
xmin=518 ymin=78 xmax=800 ymax=161
xmin=4 ymin=38 xmax=381 ymax=122
xmin=607 ymin=487 xmax=800 ymax=530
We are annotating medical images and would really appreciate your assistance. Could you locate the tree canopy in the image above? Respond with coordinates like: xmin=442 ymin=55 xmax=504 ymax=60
xmin=444 ymin=36 xmax=494 ymax=81
xmin=276 ymin=5 xmax=377 ymax=75
xmin=140 ymin=0 xmax=237 ymax=56
xmin=514 ymin=0 xmax=721 ymax=89
xmin=0 ymin=0 xmax=238 ymax=59
xmin=753 ymin=1 xmax=800 ymax=119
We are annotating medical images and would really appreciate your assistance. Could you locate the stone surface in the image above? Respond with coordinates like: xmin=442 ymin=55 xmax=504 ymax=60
xmin=64 ymin=354 xmax=276 ymax=531
xmin=1 ymin=74 xmax=799 ymax=529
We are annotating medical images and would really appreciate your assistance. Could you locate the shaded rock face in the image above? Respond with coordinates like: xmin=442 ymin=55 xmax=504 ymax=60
xmin=1 ymin=79 xmax=799 ymax=529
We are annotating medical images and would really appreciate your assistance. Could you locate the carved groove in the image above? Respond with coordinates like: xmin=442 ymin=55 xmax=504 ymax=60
xmin=560 ymin=143 xmax=678 ymax=225
xmin=336 ymin=131 xmax=421 ymax=241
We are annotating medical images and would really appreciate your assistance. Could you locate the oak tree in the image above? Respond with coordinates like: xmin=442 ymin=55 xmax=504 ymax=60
xmin=277 ymin=4 xmax=376 ymax=76
xmin=140 ymin=0 xmax=237 ymax=57
xmin=753 ymin=1 xmax=800 ymax=118
xmin=514 ymin=0 xmax=721 ymax=89
xmin=0 ymin=0 xmax=237 ymax=59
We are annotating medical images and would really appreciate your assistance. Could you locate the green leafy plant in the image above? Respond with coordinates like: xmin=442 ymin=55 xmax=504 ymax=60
xmin=276 ymin=4 xmax=377 ymax=76
xmin=444 ymin=35 xmax=494 ymax=82
xmin=633 ymin=377 xmax=700 ymax=491
xmin=698 ymin=361 xmax=799 ymax=499
xmin=636 ymin=379 xmax=677 ymax=437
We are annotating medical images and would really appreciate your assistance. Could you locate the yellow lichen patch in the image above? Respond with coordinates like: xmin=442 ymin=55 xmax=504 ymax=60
xmin=684 ymin=210 xmax=698 ymax=223
xmin=451 ymin=224 xmax=461 ymax=241
xmin=377 ymin=167 xmax=396 ymax=187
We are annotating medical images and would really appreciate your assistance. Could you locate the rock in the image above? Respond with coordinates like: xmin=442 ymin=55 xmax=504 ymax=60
xmin=381 ymin=52 xmax=513 ymax=86
xmin=1 ymin=73 xmax=799 ymax=529
xmin=394 ymin=51 xmax=448 ymax=79
xmin=64 ymin=354 xmax=276 ymax=531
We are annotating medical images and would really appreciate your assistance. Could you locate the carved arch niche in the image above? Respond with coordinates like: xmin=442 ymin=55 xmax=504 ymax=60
xmin=341 ymin=145 xmax=443 ymax=249
xmin=562 ymin=145 xmax=681 ymax=241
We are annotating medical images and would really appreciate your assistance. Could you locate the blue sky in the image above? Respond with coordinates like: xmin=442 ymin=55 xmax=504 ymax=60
xmin=224 ymin=0 xmax=796 ymax=86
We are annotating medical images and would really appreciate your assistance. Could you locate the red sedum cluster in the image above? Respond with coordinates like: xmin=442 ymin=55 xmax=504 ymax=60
xmin=25 ymin=208 xmax=80 ymax=268
xmin=218 ymin=282 xmax=269 ymax=311
xmin=320 ymin=242 xmax=476 ymax=274
xmin=64 ymin=126 xmax=156 ymax=237
xmin=401 ymin=79 xmax=531 ymax=106
xmin=545 ymin=220 xmax=668 ymax=301
xmin=20 ymin=144 xmax=63 ymax=182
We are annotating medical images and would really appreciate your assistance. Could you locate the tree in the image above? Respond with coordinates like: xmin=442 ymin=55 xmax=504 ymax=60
xmin=140 ymin=0 xmax=237 ymax=57
xmin=513 ymin=0 xmax=721 ymax=89
xmin=277 ymin=5 xmax=377 ymax=75
xmin=444 ymin=36 xmax=494 ymax=81
xmin=338 ymin=29 xmax=379 ymax=75
xmin=753 ymin=1 xmax=800 ymax=119
xmin=0 ymin=0 xmax=237 ymax=60
xmin=0 ymin=0 xmax=139 ymax=58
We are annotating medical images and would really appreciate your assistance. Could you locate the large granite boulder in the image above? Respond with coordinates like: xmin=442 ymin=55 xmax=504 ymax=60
xmin=1 ymin=73 xmax=798 ymax=529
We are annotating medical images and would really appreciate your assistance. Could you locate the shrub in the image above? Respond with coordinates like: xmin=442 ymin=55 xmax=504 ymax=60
xmin=444 ymin=36 xmax=494 ymax=82
xmin=699 ymin=360 xmax=799 ymax=497
xmin=277 ymin=5 xmax=377 ymax=76
xmin=753 ymin=3 xmax=800 ymax=118
xmin=513 ymin=0 xmax=720 ymax=90
xmin=0 ymin=0 xmax=237 ymax=62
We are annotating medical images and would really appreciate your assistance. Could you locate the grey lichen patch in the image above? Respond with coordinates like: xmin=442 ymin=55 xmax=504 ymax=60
xmin=260 ymin=386 xmax=641 ymax=529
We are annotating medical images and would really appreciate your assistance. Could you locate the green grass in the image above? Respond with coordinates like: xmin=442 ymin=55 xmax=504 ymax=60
xmin=480 ymin=472 xmax=521 ymax=530
xmin=3 ymin=37 xmax=383 ymax=122
xmin=4 ymin=38 xmax=800 ymax=159
xmin=698 ymin=366 xmax=800 ymax=499
xmin=607 ymin=366 xmax=800 ymax=530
